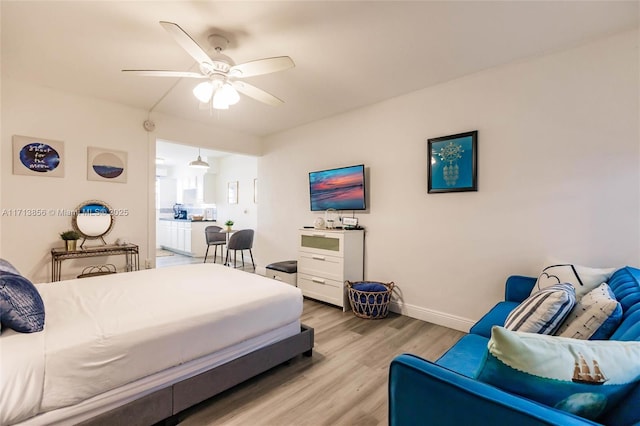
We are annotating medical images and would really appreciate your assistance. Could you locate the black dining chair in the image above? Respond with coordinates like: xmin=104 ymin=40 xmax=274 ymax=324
xmin=224 ymin=229 xmax=255 ymax=269
xmin=203 ymin=226 xmax=226 ymax=263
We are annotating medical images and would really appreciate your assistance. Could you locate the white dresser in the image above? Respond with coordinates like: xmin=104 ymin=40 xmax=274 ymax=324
xmin=297 ymin=229 xmax=364 ymax=311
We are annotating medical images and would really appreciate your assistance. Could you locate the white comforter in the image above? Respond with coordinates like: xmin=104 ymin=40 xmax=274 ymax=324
xmin=0 ymin=264 xmax=302 ymax=425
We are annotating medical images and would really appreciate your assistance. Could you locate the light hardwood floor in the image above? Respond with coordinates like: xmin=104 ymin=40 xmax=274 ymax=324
xmin=176 ymin=298 xmax=465 ymax=426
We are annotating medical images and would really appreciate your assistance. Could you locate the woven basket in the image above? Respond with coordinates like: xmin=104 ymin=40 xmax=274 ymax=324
xmin=346 ymin=281 xmax=394 ymax=319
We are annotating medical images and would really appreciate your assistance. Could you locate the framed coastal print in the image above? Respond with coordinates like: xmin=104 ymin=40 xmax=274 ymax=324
xmin=87 ymin=147 xmax=127 ymax=183
xmin=228 ymin=181 xmax=238 ymax=204
xmin=12 ymin=135 xmax=65 ymax=177
xmin=427 ymin=130 xmax=477 ymax=193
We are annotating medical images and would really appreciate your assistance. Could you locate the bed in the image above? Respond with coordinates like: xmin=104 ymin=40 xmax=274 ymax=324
xmin=0 ymin=263 xmax=314 ymax=425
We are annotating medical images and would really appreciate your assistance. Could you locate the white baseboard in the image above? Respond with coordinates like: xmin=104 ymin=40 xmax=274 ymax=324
xmin=390 ymin=301 xmax=474 ymax=333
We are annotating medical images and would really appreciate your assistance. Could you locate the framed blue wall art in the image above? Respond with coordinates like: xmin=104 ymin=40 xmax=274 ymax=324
xmin=12 ymin=135 xmax=65 ymax=177
xmin=87 ymin=147 xmax=127 ymax=183
xmin=427 ymin=130 xmax=477 ymax=193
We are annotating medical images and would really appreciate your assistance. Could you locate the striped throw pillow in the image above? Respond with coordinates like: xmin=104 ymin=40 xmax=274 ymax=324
xmin=504 ymin=283 xmax=576 ymax=334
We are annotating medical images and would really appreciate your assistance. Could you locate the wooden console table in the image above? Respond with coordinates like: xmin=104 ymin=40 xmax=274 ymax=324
xmin=51 ymin=243 xmax=139 ymax=282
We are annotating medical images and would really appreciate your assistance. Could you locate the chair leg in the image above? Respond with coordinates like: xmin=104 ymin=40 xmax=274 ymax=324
xmin=213 ymin=245 xmax=218 ymax=264
xmin=241 ymin=251 xmax=245 ymax=268
xmin=204 ymin=245 xmax=209 ymax=263
xmin=249 ymin=249 xmax=255 ymax=270
xmin=225 ymin=249 xmax=230 ymax=266
xmin=234 ymin=250 xmax=237 ymax=268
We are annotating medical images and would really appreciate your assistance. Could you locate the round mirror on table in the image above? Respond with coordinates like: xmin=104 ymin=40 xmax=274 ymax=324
xmin=72 ymin=200 xmax=115 ymax=248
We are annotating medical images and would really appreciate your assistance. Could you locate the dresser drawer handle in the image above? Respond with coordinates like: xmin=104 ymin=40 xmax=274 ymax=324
xmin=311 ymin=255 xmax=326 ymax=261
xmin=311 ymin=277 xmax=326 ymax=284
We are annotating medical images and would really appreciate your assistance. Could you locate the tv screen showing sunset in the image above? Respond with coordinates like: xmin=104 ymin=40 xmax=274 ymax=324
xmin=309 ymin=165 xmax=366 ymax=211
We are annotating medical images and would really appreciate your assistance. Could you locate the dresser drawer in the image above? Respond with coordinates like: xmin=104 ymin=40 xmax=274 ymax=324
xmin=297 ymin=273 xmax=344 ymax=307
xmin=297 ymin=252 xmax=343 ymax=281
xmin=299 ymin=231 xmax=344 ymax=257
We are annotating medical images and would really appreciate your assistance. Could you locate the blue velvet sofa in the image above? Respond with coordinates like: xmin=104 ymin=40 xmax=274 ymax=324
xmin=389 ymin=266 xmax=640 ymax=426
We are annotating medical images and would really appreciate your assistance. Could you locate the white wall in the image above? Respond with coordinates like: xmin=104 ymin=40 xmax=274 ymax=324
xmin=1 ymin=80 xmax=260 ymax=281
xmin=258 ymin=30 xmax=640 ymax=330
xmin=215 ymin=155 xmax=258 ymax=234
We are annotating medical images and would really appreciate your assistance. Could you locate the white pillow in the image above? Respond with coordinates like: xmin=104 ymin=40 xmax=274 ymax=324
xmin=532 ymin=260 xmax=616 ymax=298
xmin=505 ymin=283 xmax=576 ymax=335
xmin=477 ymin=327 xmax=640 ymax=421
xmin=556 ymin=283 xmax=623 ymax=340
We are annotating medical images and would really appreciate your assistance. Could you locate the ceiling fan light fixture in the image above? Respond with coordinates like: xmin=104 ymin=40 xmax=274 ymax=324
xmin=212 ymin=90 xmax=230 ymax=110
xmin=220 ymin=83 xmax=240 ymax=105
xmin=193 ymin=81 xmax=214 ymax=103
xmin=189 ymin=149 xmax=210 ymax=169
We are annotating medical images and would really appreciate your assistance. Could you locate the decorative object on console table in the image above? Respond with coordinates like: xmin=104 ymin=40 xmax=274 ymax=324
xmin=12 ymin=135 xmax=65 ymax=177
xmin=297 ymin=229 xmax=364 ymax=311
xmin=87 ymin=147 xmax=127 ymax=183
xmin=427 ymin=130 xmax=477 ymax=193
xmin=59 ymin=230 xmax=81 ymax=252
xmin=228 ymin=181 xmax=238 ymax=204
xmin=72 ymin=200 xmax=115 ymax=248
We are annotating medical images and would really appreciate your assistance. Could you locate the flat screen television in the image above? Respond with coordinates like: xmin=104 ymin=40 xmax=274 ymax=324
xmin=309 ymin=164 xmax=366 ymax=211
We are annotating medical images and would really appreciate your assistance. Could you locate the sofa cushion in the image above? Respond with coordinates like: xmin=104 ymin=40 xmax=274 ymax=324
xmin=477 ymin=327 xmax=640 ymax=421
xmin=532 ymin=262 xmax=615 ymax=298
xmin=0 ymin=271 xmax=45 ymax=333
xmin=504 ymin=283 xmax=576 ymax=334
xmin=436 ymin=334 xmax=489 ymax=378
xmin=600 ymin=380 xmax=640 ymax=426
xmin=556 ymin=283 xmax=623 ymax=340
xmin=469 ymin=301 xmax=519 ymax=338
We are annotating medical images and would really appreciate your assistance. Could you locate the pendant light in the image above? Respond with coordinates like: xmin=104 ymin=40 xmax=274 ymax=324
xmin=189 ymin=148 xmax=210 ymax=169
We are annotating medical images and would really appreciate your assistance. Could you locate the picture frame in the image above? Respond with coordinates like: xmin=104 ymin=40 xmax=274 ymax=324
xmin=12 ymin=135 xmax=65 ymax=177
xmin=228 ymin=181 xmax=238 ymax=204
xmin=427 ymin=130 xmax=477 ymax=193
xmin=87 ymin=147 xmax=128 ymax=183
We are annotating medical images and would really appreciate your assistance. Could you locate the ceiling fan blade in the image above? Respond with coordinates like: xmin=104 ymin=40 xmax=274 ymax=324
xmin=230 ymin=56 xmax=295 ymax=78
xmin=122 ymin=70 xmax=207 ymax=78
xmin=159 ymin=21 xmax=212 ymax=65
xmin=232 ymin=81 xmax=284 ymax=106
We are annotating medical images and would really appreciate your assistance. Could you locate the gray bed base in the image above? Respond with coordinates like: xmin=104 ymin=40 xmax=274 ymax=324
xmin=78 ymin=325 xmax=314 ymax=426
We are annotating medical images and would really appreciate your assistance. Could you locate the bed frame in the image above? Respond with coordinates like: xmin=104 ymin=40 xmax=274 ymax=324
xmin=77 ymin=325 xmax=314 ymax=426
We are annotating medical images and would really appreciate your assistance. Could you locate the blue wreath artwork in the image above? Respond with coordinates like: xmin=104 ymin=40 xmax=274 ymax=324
xmin=19 ymin=143 xmax=61 ymax=173
xmin=431 ymin=137 xmax=473 ymax=189
xmin=92 ymin=152 xmax=124 ymax=179
xmin=427 ymin=130 xmax=478 ymax=193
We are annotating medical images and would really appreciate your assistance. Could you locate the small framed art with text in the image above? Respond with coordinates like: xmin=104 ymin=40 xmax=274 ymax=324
xmin=12 ymin=135 xmax=65 ymax=177
xmin=427 ymin=130 xmax=477 ymax=193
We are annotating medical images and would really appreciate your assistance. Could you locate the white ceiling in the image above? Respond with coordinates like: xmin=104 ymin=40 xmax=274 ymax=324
xmin=156 ymin=139 xmax=228 ymax=166
xmin=2 ymin=1 xmax=638 ymax=138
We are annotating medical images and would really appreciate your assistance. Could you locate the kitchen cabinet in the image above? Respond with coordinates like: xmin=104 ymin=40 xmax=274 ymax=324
xmin=159 ymin=219 xmax=214 ymax=257
xmin=203 ymin=173 xmax=217 ymax=204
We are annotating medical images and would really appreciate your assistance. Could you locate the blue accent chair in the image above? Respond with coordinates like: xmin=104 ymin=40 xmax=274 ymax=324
xmin=389 ymin=267 xmax=640 ymax=426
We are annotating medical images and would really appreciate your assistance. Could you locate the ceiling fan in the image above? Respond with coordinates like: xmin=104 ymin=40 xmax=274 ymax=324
xmin=122 ymin=21 xmax=294 ymax=110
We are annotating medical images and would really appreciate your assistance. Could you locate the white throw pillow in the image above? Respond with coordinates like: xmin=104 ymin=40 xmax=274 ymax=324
xmin=556 ymin=283 xmax=623 ymax=340
xmin=532 ymin=260 xmax=616 ymax=298
xmin=477 ymin=327 xmax=640 ymax=421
